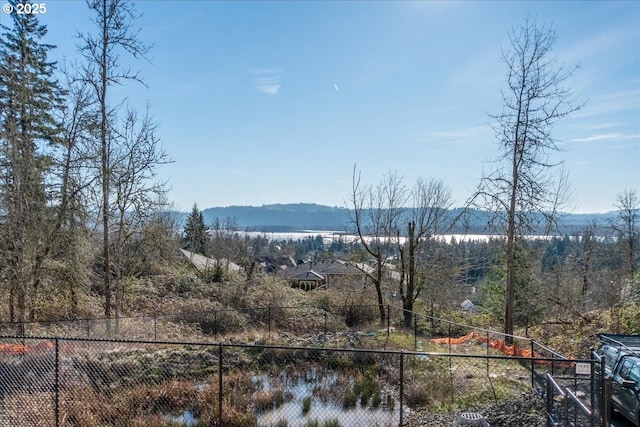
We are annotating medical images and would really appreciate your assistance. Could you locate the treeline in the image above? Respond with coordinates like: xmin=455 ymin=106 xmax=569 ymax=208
xmin=0 ymin=0 xmax=175 ymax=328
xmin=279 ymin=228 xmax=639 ymax=328
xmin=185 ymin=198 xmax=639 ymax=329
xmin=1 ymin=3 xmax=637 ymax=337
xmin=194 ymin=204 xmax=618 ymax=235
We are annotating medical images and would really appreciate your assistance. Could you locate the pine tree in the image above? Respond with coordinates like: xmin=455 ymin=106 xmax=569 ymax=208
xmin=183 ymin=203 xmax=208 ymax=255
xmin=0 ymin=0 xmax=64 ymax=322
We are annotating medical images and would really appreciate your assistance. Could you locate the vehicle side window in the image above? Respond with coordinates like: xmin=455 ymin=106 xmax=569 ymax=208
xmin=619 ymin=359 xmax=634 ymax=379
xmin=629 ymin=365 xmax=640 ymax=384
xmin=603 ymin=346 xmax=619 ymax=371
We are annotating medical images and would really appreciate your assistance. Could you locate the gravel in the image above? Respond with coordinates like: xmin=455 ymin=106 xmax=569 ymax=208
xmin=404 ymin=393 xmax=546 ymax=427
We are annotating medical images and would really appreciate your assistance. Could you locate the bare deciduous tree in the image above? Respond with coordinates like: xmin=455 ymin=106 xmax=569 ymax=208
xmin=350 ymin=167 xmax=454 ymax=326
xmin=111 ymin=107 xmax=169 ymax=329
xmin=611 ymin=189 xmax=639 ymax=285
xmin=37 ymin=66 xmax=99 ymax=318
xmin=77 ymin=0 xmax=151 ymax=330
xmin=467 ymin=17 xmax=580 ymax=341
xmin=579 ymin=221 xmax=598 ymax=303
xmin=398 ymin=177 xmax=453 ymax=327
xmin=350 ymin=166 xmax=407 ymax=323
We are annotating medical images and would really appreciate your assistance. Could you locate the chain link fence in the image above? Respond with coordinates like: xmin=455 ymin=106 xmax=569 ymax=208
xmin=0 ymin=335 xmax=601 ymax=427
xmin=0 ymin=304 xmax=384 ymax=343
xmin=0 ymin=304 xmax=581 ymax=361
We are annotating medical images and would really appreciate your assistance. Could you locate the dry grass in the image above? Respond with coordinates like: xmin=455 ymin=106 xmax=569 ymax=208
xmin=527 ymin=303 xmax=640 ymax=357
xmin=55 ymin=370 xmax=261 ymax=427
xmin=0 ymin=392 xmax=56 ymax=427
xmin=2 ymin=268 xmax=612 ymax=425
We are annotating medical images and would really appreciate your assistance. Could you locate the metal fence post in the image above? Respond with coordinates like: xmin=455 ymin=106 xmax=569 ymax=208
xmin=323 ymin=310 xmax=327 ymax=338
xmin=486 ymin=330 xmax=490 ymax=383
xmin=448 ymin=323 xmax=453 ymax=403
xmin=55 ymin=338 xmax=60 ymax=427
xmin=218 ymin=344 xmax=223 ymax=426
xmin=268 ymin=306 xmax=272 ymax=339
xmin=530 ymin=339 xmax=535 ymax=391
xmin=414 ymin=313 xmax=418 ymax=351
xmin=486 ymin=330 xmax=489 ymax=356
xmin=214 ymin=310 xmax=218 ymax=339
xmin=399 ymin=351 xmax=404 ymax=427
xmin=590 ymin=354 xmax=596 ymax=427
xmin=546 ymin=374 xmax=551 ymax=427
xmin=563 ymin=392 xmax=569 ymax=427
xmin=600 ymin=356 xmax=609 ymax=427
xmin=387 ymin=304 xmax=390 ymax=337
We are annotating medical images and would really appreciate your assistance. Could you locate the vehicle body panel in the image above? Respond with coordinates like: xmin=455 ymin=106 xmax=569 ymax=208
xmin=599 ymin=334 xmax=640 ymax=427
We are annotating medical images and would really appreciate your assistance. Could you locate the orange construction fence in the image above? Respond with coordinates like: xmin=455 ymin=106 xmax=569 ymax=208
xmin=430 ymin=331 xmax=545 ymax=359
xmin=0 ymin=341 xmax=54 ymax=355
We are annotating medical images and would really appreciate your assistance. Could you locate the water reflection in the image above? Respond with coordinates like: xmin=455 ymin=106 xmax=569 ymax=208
xmin=253 ymin=369 xmax=401 ymax=427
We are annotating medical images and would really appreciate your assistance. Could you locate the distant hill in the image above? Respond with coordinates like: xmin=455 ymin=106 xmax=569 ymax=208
xmin=201 ymin=203 xmax=351 ymax=231
xmin=182 ymin=203 xmax=620 ymax=235
xmin=447 ymin=208 xmax=618 ymax=235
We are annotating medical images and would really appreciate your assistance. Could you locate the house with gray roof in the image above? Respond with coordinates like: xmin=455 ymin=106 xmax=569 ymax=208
xmin=179 ymin=249 xmax=242 ymax=273
xmin=284 ymin=259 xmax=370 ymax=290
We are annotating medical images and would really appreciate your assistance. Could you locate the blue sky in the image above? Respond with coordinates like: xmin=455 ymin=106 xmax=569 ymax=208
xmin=8 ymin=0 xmax=639 ymax=213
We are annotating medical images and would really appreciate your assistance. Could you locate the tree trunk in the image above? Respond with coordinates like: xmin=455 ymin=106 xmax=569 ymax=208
xmin=100 ymin=0 xmax=111 ymax=336
xmin=375 ymin=254 xmax=386 ymax=325
xmin=403 ymin=221 xmax=417 ymax=328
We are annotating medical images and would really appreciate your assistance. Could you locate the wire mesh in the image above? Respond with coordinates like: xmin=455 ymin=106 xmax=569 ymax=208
xmin=0 ymin=335 xmax=605 ymax=427
xmin=0 ymin=304 xmax=608 ymax=427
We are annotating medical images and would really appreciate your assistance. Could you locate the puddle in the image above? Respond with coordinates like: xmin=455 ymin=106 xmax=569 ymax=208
xmin=253 ymin=369 xmax=401 ymax=427
xmin=165 ymin=410 xmax=197 ymax=426
xmin=258 ymin=400 xmax=399 ymax=427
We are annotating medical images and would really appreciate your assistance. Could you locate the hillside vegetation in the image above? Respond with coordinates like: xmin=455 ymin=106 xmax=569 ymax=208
xmin=2 ymin=227 xmax=638 ymax=360
xmin=0 ymin=2 xmax=637 ymax=360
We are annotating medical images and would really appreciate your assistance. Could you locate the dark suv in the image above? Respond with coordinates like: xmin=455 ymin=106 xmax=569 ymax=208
xmin=610 ymin=355 xmax=640 ymax=426
xmin=598 ymin=334 xmax=640 ymax=427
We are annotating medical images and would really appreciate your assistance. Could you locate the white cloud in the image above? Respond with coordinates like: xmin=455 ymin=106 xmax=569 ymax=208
xmin=252 ymin=68 xmax=283 ymax=95
xmin=558 ymin=23 xmax=638 ymax=66
xmin=567 ymin=133 xmax=640 ymax=144
xmin=574 ymin=88 xmax=640 ymax=119
xmin=413 ymin=125 xmax=492 ymax=145
xmin=582 ymin=122 xmax=626 ymax=131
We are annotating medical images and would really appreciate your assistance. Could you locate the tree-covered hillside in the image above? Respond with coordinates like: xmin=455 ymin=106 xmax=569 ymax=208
xmin=194 ymin=204 xmax=619 ymax=234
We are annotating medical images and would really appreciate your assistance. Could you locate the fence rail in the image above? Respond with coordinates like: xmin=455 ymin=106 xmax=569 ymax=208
xmin=0 ymin=304 xmax=572 ymax=360
xmin=544 ymin=348 xmax=612 ymax=427
xmin=0 ymin=335 xmax=599 ymax=427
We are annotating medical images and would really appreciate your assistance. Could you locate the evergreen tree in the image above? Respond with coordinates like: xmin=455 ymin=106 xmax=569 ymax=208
xmin=480 ymin=241 xmax=542 ymax=328
xmin=0 ymin=0 xmax=64 ymax=322
xmin=183 ymin=203 xmax=208 ymax=255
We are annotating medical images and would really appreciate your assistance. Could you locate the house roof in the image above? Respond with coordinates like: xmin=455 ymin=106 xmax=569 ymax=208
xmin=288 ymin=270 xmax=325 ymax=281
xmin=179 ymin=249 xmax=242 ymax=272
xmin=283 ymin=259 xmax=375 ymax=284
xmin=460 ymin=299 xmax=479 ymax=312
xmin=321 ymin=262 xmax=362 ymax=275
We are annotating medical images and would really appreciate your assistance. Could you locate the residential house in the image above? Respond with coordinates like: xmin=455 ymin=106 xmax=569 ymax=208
xmin=284 ymin=259 xmax=371 ymax=290
xmin=179 ymin=249 xmax=242 ymax=273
